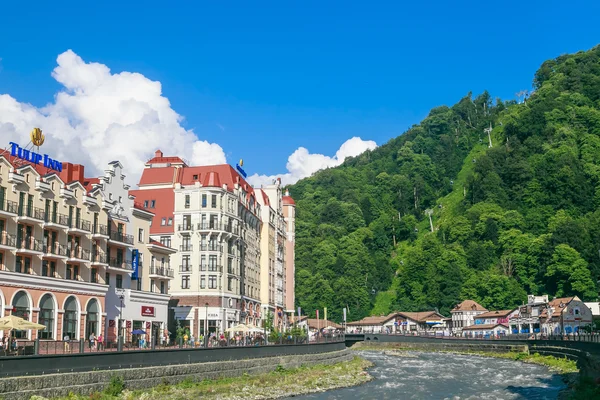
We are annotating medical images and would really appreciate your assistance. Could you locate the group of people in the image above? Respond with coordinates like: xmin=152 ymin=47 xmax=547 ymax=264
xmin=181 ymin=332 xmax=265 ymax=348
xmin=0 ymin=336 xmax=19 ymax=354
xmin=86 ymin=333 xmax=104 ymax=351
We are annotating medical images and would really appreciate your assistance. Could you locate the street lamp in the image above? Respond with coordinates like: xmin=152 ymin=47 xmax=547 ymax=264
xmin=205 ymin=302 xmax=209 ymax=348
xmin=119 ymin=294 xmax=125 ymax=338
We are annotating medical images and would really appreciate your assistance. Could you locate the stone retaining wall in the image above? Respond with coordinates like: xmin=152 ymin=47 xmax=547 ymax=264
xmin=0 ymin=349 xmax=353 ymax=400
xmin=354 ymin=341 xmax=529 ymax=354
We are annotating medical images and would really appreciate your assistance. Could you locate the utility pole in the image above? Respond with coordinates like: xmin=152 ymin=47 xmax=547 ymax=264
xmin=484 ymin=123 xmax=493 ymax=148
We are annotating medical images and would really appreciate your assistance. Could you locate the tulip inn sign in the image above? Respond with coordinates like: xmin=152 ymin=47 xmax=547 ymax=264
xmin=9 ymin=142 xmax=63 ymax=172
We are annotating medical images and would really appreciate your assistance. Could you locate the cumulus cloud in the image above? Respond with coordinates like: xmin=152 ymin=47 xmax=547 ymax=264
xmin=0 ymin=50 xmax=226 ymax=185
xmin=247 ymin=136 xmax=378 ymax=186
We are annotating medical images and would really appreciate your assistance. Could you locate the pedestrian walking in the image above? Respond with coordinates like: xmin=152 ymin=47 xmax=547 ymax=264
xmin=89 ymin=333 xmax=96 ymax=351
xmin=97 ymin=334 xmax=104 ymax=351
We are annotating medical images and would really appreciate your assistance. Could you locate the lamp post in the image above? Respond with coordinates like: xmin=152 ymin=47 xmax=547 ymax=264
xmin=119 ymin=294 xmax=125 ymax=337
xmin=205 ymin=302 xmax=209 ymax=348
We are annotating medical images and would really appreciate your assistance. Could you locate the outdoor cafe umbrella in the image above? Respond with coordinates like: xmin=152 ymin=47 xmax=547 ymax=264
xmin=131 ymin=329 xmax=146 ymax=335
xmin=246 ymin=325 xmax=263 ymax=333
xmin=225 ymin=324 xmax=249 ymax=333
xmin=0 ymin=315 xmax=45 ymax=331
xmin=323 ymin=326 xmax=338 ymax=330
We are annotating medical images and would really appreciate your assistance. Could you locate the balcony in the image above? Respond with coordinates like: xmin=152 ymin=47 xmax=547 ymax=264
xmin=0 ymin=199 xmax=18 ymax=216
xmin=179 ymin=244 xmax=193 ymax=252
xmin=276 ymin=262 xmax=284 ymax=276
xmin=68 ymin=219 xmax=92 ymax=233
xmin=92 ymin=224 xmax=109 ymax=238
xmin=108 ymin=257 xmax=132 ymax=271
xmin=150 ymin=265 xmax=174 ymax=278
xmin=207 ymin=265 xmax=223 ymax=273
xmin=43 ymin=243 xmax=69 ymax=258
xmin=200 ymin=244 xmax=222 ymax=252
xmin=18 ymin=205 xmax=46 ymax=222
xmin=197 ymin=222 xmax=240 ymax=235
xmin=179 ymin=264 xmax=192 ymax=273
xmin=177 ymin=224 xmax=193 ymax=232
xmin=108 ymin=231 xmax=134 ymax=246
xmin=16 ymin=237 xmax=44 ymax=254
xmin=91 ymin=252 xmax=108 ymax=265
xmin=68 ymin=247 xmax=91 ymax=261
xmin=0 ymin=232 xmax=16 ymax=249
xmin=44 ymin=212 xmax=70 ymax=227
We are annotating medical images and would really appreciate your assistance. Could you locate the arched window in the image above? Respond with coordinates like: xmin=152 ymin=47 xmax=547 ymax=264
xmin=63 ymin=297 xmax=78 ymax=340
xmin=86 ymin=299 xmax=99 ymax=339
xmin=39 ymin=294 xmax=55 ymax=339
xmin=12 ymin=291 xmax=30 ymax=339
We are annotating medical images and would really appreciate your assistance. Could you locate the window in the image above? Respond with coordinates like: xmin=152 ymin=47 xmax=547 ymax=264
xmin=91 ymin=268 xmax=98 ymax=283
xmin=208 ymin=275 xmax=217 ymax=289
xmin=63 ymin=296 xmax=78 ymax=340
xmin=136 ymin=278 xmax=142 ymax=291
xmin=138 ymin=228 xmax=144 ymax=242
xmin=161 ymin=218 xmax=166 ymax=226
xmin=182 ymin=275 xmax=190 ymax=289
xmin=150 ymin=200 xmax=156 ymax=208
xmin=228 ymin=277 xmax=233 ymax=291
xmin=209 ymin=255 xmax=218 ymax=271
xmin=200 ymin=276 xmax=206 ymax=289
xmin=211 ymin=195 xmax=217 ymax=208
xmin=39 ymin=294 xmax=55 ymax=339
xmin=66 ymin=264 xmax=72 ymax=280
xmin=185 ymin=195 xmax=190 ymax=209
xmin=168 ymin=218 xmax=173 ymax=226
xmin=143 ymin=200 xmax=148 ymax=208
xmin=193 ymin=174 xmax=198 ymax=180
xmin=105 ymin=272 xmax=110 ymax=285
xmin=160 ymin=281 xmax=165 ymax=294
xmin=116 ymin=274 xmax=123 ymax=288
xmin=200 ymin=255 xmax=206 ymax=271
xmin=202 ymin=194 xmax=207 ymax=207
xmin=160 ymin=236 xmax=171 ymax=247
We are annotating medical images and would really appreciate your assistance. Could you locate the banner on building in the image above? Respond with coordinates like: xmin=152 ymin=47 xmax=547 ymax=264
xmin=298 ymin=307 xmax=301 ymax=319
xmin=132 ymin=249 xmax=139 ymax=280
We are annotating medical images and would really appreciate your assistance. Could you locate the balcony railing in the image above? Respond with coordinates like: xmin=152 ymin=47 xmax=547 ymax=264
xmin=91 ymin=252 xmax=108 ymax=264
xmin=151 ymin=266 xmax=174 ymax=277
xmin=108 ymin=257 xmax=132 ymax=270
xmin=45 ymin=212 xmax=69 ymax=226
xmin=177 ymin=224 xmax=193 ymax=232
xmin=207 ymin=265 xmax=222 ymax=272
xmin=17 ymin=237 xmax=44 ymax=252
xmin=197 ymin=222 xmax=239 ymax=235
xmin=69 ymin=247 xmax=91 ymax=261
xmin=92 ymin=224 xmax=108 ymax=236
xmin=19 ymin=205 xmax=46 ymax=220
xmin=44 ymin=243 xmax=69 ymax=257
xmin=179 ymin=244 xmax=193 ymax=251
xmin=179 ymin=264 xmax=192 ymax=272
xmin=0 ymin=232 xmax=16 ymax=248
xmin=200 ymin=244 xmax=222 ymax=252
xmin=109 ymin=231 xmax=134 ymax=245
xmin=69 ymin=219 xmax=91 ymax=232
xmin=0 ymin=199 xmax=18 ymax=214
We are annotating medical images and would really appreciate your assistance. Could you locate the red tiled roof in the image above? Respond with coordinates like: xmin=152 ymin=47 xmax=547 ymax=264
xmin=139 ymin=166 xmax=177 ymax=186
xmin=303 ymin=319 xmax=343 ymax=330
xmin=149 ymin=239 xmax=174 ymax=249
xmin=145 ymin=150 xmax=187 ymax=166
xmin=83 ymin=177 xmax=100 ymax=191
xmin=398 ymin=311 xmax=445 ymax=322
xmin=283 ymin=195 xmax=295 ymax=206
xmin=260 ymin=189 xmax=270 ymax=207
xmin=129 ymin=188 xmax=175 ymax=235
xmin=476 ymin=310 xmax=515 ymax=319
xmin=452 ymin=300 xmax=488 ymax=312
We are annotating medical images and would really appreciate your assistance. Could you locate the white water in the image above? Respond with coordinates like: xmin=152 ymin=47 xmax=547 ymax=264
xmin=289 ymin=351 xmax=566 ymax=400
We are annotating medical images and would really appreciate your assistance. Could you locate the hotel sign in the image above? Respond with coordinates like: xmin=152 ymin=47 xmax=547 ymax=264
xmin=141 ymin=306 xmax=155 ymax=317
xmin=9 ymin=142 xmax=63 ymax=172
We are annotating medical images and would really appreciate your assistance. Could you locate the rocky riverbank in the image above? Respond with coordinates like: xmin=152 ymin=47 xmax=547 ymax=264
xmin=34 ymin=356 xmax=373 ymax=400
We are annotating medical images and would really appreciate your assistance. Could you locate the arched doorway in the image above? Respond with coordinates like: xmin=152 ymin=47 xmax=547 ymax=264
xmin=85 ymin=299 xmax=100 ymax=339
xmin=63 ymin=296 xmax=79 ymax=340
xmin=39 ymin=294 xmax=55 ymax=339
xmin=12 ymin=291 xmax=30 ymax=339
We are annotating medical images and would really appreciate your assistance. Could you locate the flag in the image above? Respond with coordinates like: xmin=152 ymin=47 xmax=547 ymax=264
xmin=316 ymin=310 xmax=319 ymax=319
xmin=343 ymin=308 xmax=347 ymax=322
xmin=324 ymin=307 xmax=328 ymax=323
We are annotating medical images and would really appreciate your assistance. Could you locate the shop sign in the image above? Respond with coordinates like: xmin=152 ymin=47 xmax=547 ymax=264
xmin=146 ymin=321 xmax=151 ymax=329
xmin=9 ymin=142 xmax=63 ymax=172
xmin=109 ymin=320 xmax=116 ymax=328
xmin=142 ymin=306 xmax=155 ymax=317
xmin=208 ymin=313 xmax=219 ymax=318
xmin=126 ymin=320 xmax=132 ymax=329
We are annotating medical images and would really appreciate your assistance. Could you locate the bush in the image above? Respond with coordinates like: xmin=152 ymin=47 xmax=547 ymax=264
xmin=104 ymin=375 xmax=125 ymax=396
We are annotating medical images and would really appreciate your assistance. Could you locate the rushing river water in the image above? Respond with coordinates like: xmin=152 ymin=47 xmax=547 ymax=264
xmin=289 ymin=351 xmax=566 ymax=400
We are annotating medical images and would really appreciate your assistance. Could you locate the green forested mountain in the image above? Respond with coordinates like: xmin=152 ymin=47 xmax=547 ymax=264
xmin=290 ymin=45 xmax=600 ymax=322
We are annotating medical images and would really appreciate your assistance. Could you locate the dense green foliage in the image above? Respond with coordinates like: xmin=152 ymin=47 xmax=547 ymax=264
xmin=291 ymin=46 xmax=600 ymax=321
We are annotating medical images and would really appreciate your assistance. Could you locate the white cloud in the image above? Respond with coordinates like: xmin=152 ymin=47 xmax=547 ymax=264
xmin=247 ymin=136 xmax=378 ymax=186
xmin=0 ymin=50 xmax=226 ymax=185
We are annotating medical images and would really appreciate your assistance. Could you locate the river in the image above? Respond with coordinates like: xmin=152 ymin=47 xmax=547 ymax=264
xmin=288 ymin=351 xmax=566 ymax=400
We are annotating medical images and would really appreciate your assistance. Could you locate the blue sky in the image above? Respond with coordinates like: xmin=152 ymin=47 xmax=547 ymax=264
xmin=1 ymin=0 xmax=600 ymax=182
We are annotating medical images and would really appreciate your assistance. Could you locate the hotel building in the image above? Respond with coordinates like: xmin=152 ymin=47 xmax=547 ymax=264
xmin=0 ymin=142 xmax=174 ymax=344
xmin=282 ymin=190 xmax=295 ymax=317
xmin=131 ymin=151 xmax=265 ymax=337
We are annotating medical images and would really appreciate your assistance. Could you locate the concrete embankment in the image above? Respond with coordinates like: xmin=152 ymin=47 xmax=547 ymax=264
xmin=0 ymin=348 xmax=352 ymax=400
xmin=353 ymin=340 xmax=528 ymax=354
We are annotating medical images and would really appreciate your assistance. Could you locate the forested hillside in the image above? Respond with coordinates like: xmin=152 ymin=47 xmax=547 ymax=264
xmin=290 ymin=45 xmax=600 ymax=322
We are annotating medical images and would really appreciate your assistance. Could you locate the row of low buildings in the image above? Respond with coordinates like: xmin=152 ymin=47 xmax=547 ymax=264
xmin=0 ymin=137 xmax=295 ymax=344
xmin=343 ymin=296 xmax=598 ymax=337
